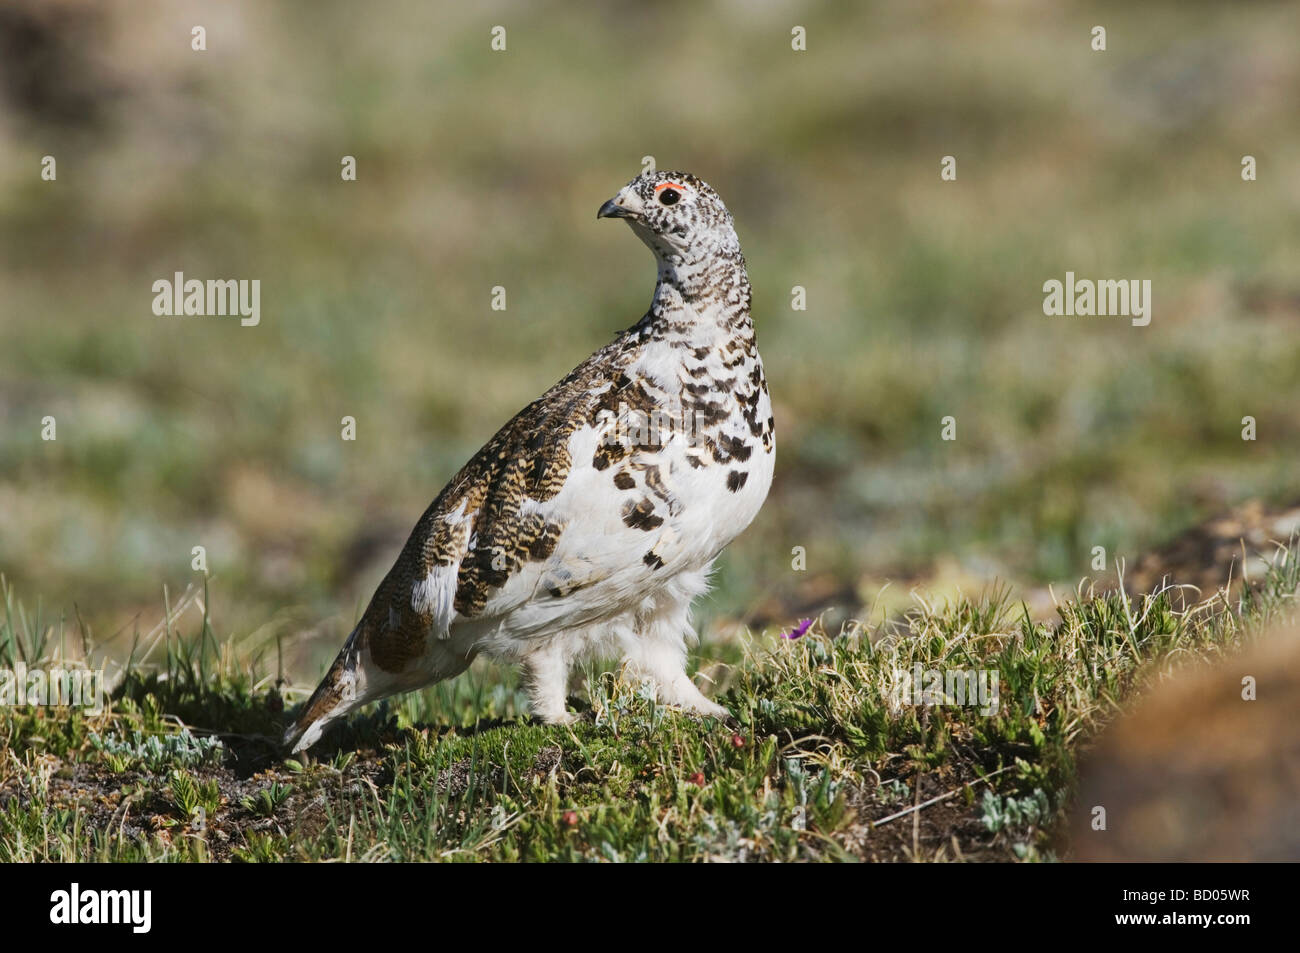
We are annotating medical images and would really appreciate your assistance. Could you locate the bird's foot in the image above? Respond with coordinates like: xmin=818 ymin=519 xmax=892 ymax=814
xmin=682 ymin=697 xmax=732 ymax=721
xmin=648 ymin=672 xmax=732 ymax=722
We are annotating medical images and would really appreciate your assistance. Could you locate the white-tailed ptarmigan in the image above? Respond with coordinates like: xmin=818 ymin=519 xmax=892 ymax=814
xmin=285 ymin=171 xmax=774 ymax=752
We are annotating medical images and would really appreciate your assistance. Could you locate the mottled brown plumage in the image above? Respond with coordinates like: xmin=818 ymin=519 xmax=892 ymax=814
xmin=286 ymin=170 xmax=774 ymax=752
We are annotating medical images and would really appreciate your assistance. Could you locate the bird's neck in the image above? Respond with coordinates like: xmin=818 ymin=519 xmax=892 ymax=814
xmin=645 ymin=252 xmax=753 ymax=344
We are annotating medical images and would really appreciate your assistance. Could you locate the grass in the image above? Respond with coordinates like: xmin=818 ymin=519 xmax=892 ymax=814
xmin=2 ymin=2 xmax=1299 ymax=665
xmin=1 ymin=539 xmax=1293 ymax=862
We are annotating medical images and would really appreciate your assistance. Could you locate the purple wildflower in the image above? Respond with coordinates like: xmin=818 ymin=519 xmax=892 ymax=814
xmin=783 ymin=617 xmax=813 ymax=640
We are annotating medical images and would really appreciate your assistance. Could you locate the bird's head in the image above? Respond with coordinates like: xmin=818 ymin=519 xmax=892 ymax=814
xmin=597 ymin=170 xmax=741 ymax=269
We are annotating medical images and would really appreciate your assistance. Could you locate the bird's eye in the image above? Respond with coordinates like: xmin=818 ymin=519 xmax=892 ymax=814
xmin=658 ymin=188 xmax=681 ymax=206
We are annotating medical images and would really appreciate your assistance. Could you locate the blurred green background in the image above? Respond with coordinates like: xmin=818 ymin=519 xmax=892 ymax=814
xmin=1 ymin=0 xmax=1297 ymax=677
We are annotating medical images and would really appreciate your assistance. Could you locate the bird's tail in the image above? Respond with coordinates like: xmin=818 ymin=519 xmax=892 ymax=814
xmin=283 ymin=623 xmax=366 ymax=754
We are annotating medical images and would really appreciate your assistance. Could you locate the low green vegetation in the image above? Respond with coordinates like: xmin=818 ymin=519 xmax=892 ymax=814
xmin=2 ymin=540 xmax=1293 ymax=862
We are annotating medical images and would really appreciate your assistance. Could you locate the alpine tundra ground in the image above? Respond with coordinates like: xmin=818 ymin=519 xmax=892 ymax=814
xmin=2 ymin=530 xmax=1294 ymax=863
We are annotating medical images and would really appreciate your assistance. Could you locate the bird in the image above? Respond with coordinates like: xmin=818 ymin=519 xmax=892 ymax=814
xmin=284 ymin=170 xmax=775 ymax=753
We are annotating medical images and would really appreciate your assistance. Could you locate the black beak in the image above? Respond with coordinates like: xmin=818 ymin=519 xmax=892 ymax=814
xmin=597 ymin=198 xmax=631 ymax=220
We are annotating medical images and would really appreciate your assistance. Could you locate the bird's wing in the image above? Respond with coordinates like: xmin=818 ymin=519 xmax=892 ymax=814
xmin=358 ymin=344 xmax=693 ymax=674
